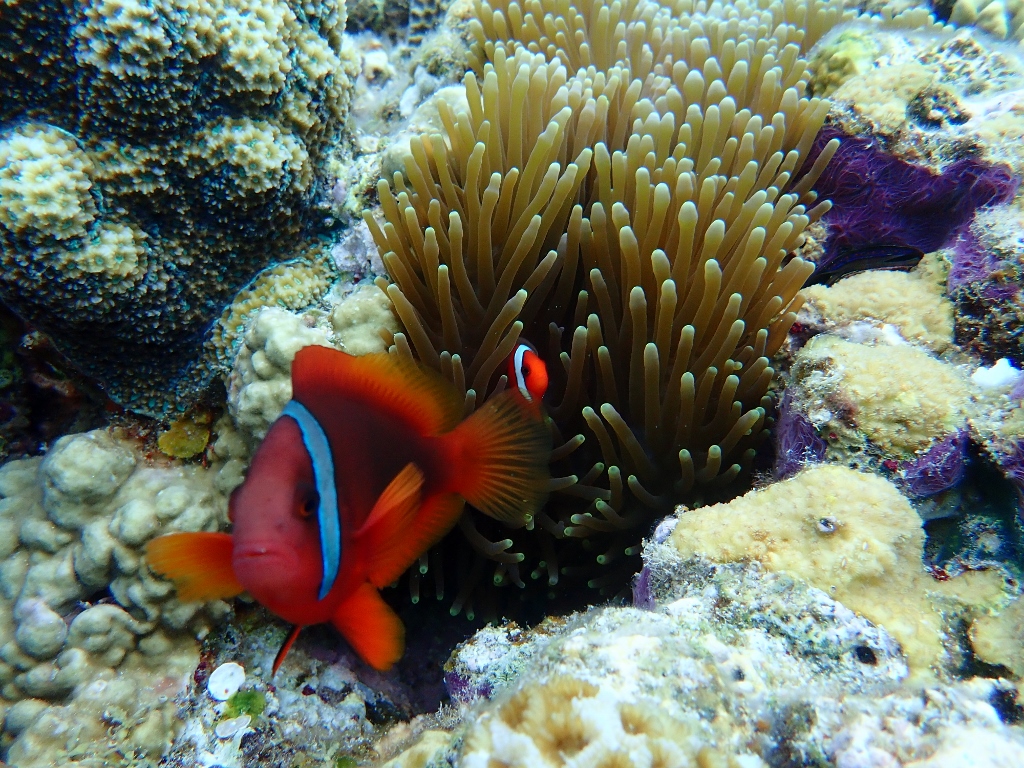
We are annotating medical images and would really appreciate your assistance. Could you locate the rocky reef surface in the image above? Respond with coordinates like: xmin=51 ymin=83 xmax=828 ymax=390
xmin=0 ymin=0 xmax=1023 ymax=765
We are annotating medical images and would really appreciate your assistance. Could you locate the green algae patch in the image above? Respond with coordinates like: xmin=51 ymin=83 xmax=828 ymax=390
xmin=225 ymin=689 xmax=266 ymax=719
xmin=157 ymin=411 xmax=212 ymax=459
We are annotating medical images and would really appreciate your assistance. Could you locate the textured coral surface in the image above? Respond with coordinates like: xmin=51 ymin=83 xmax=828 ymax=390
xmin=0 ymin=0 xmax=354 ymax=414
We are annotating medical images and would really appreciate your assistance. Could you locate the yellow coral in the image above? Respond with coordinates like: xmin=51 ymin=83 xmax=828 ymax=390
xmin=791 ymin=334 xmax=971 ymax=455
xmin=970 ymin=595 xmax=1024 ymax=676
xmin=799 ymin=261 xmax=954 ymax=352
xmin=209 ymin=256 xmax=332 ymax=370
xmin=191 ymin=117 xmax=311 ymax=196
xmin=670 ymin=465 xmax=1006 ymax=677
xmin=157 ymin=411 xmax=213 ymax=459
xmin=0 ymin=125 xmax=96 ymax=242
xmin=67 ymin=221 xmax=149 ymax=284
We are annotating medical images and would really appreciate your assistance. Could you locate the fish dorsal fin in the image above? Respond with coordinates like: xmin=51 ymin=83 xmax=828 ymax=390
xmin=332 ymin=582 xmax=405 ymax=671
xmin=291 ymin=346 xmax=463 ymax=436
xmin=145 ymin=532 xmax=243 ymax=602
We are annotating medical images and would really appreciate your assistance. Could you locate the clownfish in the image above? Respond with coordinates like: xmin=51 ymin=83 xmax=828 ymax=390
xmin=145 ymin=345 xmax=550 ymax=673
xmin=508 ymin=341 xmax=548 ymax=404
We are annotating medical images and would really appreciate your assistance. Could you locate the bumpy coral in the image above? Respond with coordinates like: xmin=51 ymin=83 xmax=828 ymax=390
xmin=799 ymin=254 xmax=955 ymax=352
xmin=787 ymin=333 xmax=972 ymax=468
xmin=670 ymin=465 xmax=1008 ymax=677
xmin=0 ymin=428 xmax=234 ymax=764
xmin=0 ymin=0 xmax=356 ymax=415
xmin=225 ymin=284 xmax=398 ymax=448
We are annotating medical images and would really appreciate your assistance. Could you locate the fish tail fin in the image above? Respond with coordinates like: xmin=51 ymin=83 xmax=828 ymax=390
xmin=332 ymin=582 xmax=405 ymax=671
xmin=144 ymin=532 xmax=244 ymax=602
xmin=447 ymin=391 xmax=550 ymax=527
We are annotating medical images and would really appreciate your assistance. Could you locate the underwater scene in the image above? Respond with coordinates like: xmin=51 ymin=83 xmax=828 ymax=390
xmin=2 ymin=0 xmax=1024 ymax=764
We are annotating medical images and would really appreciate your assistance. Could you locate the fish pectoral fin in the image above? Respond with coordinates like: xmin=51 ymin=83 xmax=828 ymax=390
xmin=356 ymin=463 xmax=432 ymax=587
xmin=365 ymin=493 xmax=465 ymax=589
xmin=332 ymin=582 xmax=405 ymax=671
xmin=144 ymin=532 xmax=243 ymax=602
xmin=359 ymin=462 xmax=424 ymax=536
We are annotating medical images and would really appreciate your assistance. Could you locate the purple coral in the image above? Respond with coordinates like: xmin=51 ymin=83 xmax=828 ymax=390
xmin=632 ymin=566 xmax=655 ymax=610
xmin=443 ymin=671 xmax=492 ymax=705
xmin=773 ymin=391 xmax=827 ymax=480
xmin=895 ymin=429 xmax=969 ymax=498
xmin=802 ymin=127 xmax=1019 ymax=270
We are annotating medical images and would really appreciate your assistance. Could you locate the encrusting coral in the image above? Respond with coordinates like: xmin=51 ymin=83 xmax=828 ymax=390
xmin=669 ymin=464 xmax=1008 ymax=678
xmin=0 ymin=0 xmax=357 ymax=415
xmin=361 ymin=0 xmax=934 ymax=607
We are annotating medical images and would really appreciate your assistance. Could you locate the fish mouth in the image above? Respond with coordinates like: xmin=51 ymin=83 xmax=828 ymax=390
xmin=233 ymin=544 xmax=294 ymax=569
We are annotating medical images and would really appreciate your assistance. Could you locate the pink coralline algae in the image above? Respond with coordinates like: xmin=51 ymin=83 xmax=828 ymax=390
xmin=773 ymin=391 xmax=827 ymax=480
xmin=948 ymin=225 xmax=1024 ymax=365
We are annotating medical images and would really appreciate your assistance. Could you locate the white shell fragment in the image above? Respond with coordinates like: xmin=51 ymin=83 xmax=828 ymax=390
xmin=971 ymin=357 xmax=1022 ymax=389
xmin=215 ymin=714 xmax=252 ymax=739
xmin=207 ymin=662 xmax=245 ymax=701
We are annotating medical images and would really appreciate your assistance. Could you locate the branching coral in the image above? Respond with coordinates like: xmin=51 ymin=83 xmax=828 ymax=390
xmin=364 ymin=0 xmax=853 ymax=610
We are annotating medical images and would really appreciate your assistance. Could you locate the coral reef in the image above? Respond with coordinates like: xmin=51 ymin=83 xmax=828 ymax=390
xmin=669 ymin=464 xmax=1007 ymax=677
xmin=814 ymin=24 xmax=1024 ymax=173
xmin=0 ymin=428 xmax=234 ymax=765
xmin=0 ymin=0 xmax=357 ymax=415
xmin=389 ymin=528 xmax=1023 ymax=766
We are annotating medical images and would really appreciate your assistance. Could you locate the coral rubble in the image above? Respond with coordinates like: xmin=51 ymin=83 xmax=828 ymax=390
xmin=388 ymin=515 xmax=1022 ymax=766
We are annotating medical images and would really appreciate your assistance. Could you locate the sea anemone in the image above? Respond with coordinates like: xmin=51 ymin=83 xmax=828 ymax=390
xmin=365 ymin=0 xmax=849 ymax=612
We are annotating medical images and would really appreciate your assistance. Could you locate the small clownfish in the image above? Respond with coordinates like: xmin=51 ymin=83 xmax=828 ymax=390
xmin=508 ymin=341 xmax=548 ymax=404
xmin=145 ymin=346 xmax=550 ymax=673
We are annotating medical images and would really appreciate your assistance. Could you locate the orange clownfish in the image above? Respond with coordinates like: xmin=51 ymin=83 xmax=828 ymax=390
xmin=508 ymin=341 xmax=548 ymax=405
xmin=145 ymin=345 xmax=550 ymax=673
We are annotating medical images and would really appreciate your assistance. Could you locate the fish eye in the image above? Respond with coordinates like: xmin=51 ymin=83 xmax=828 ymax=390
xmin=299 ymin=490 xmax=319 ymax=518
